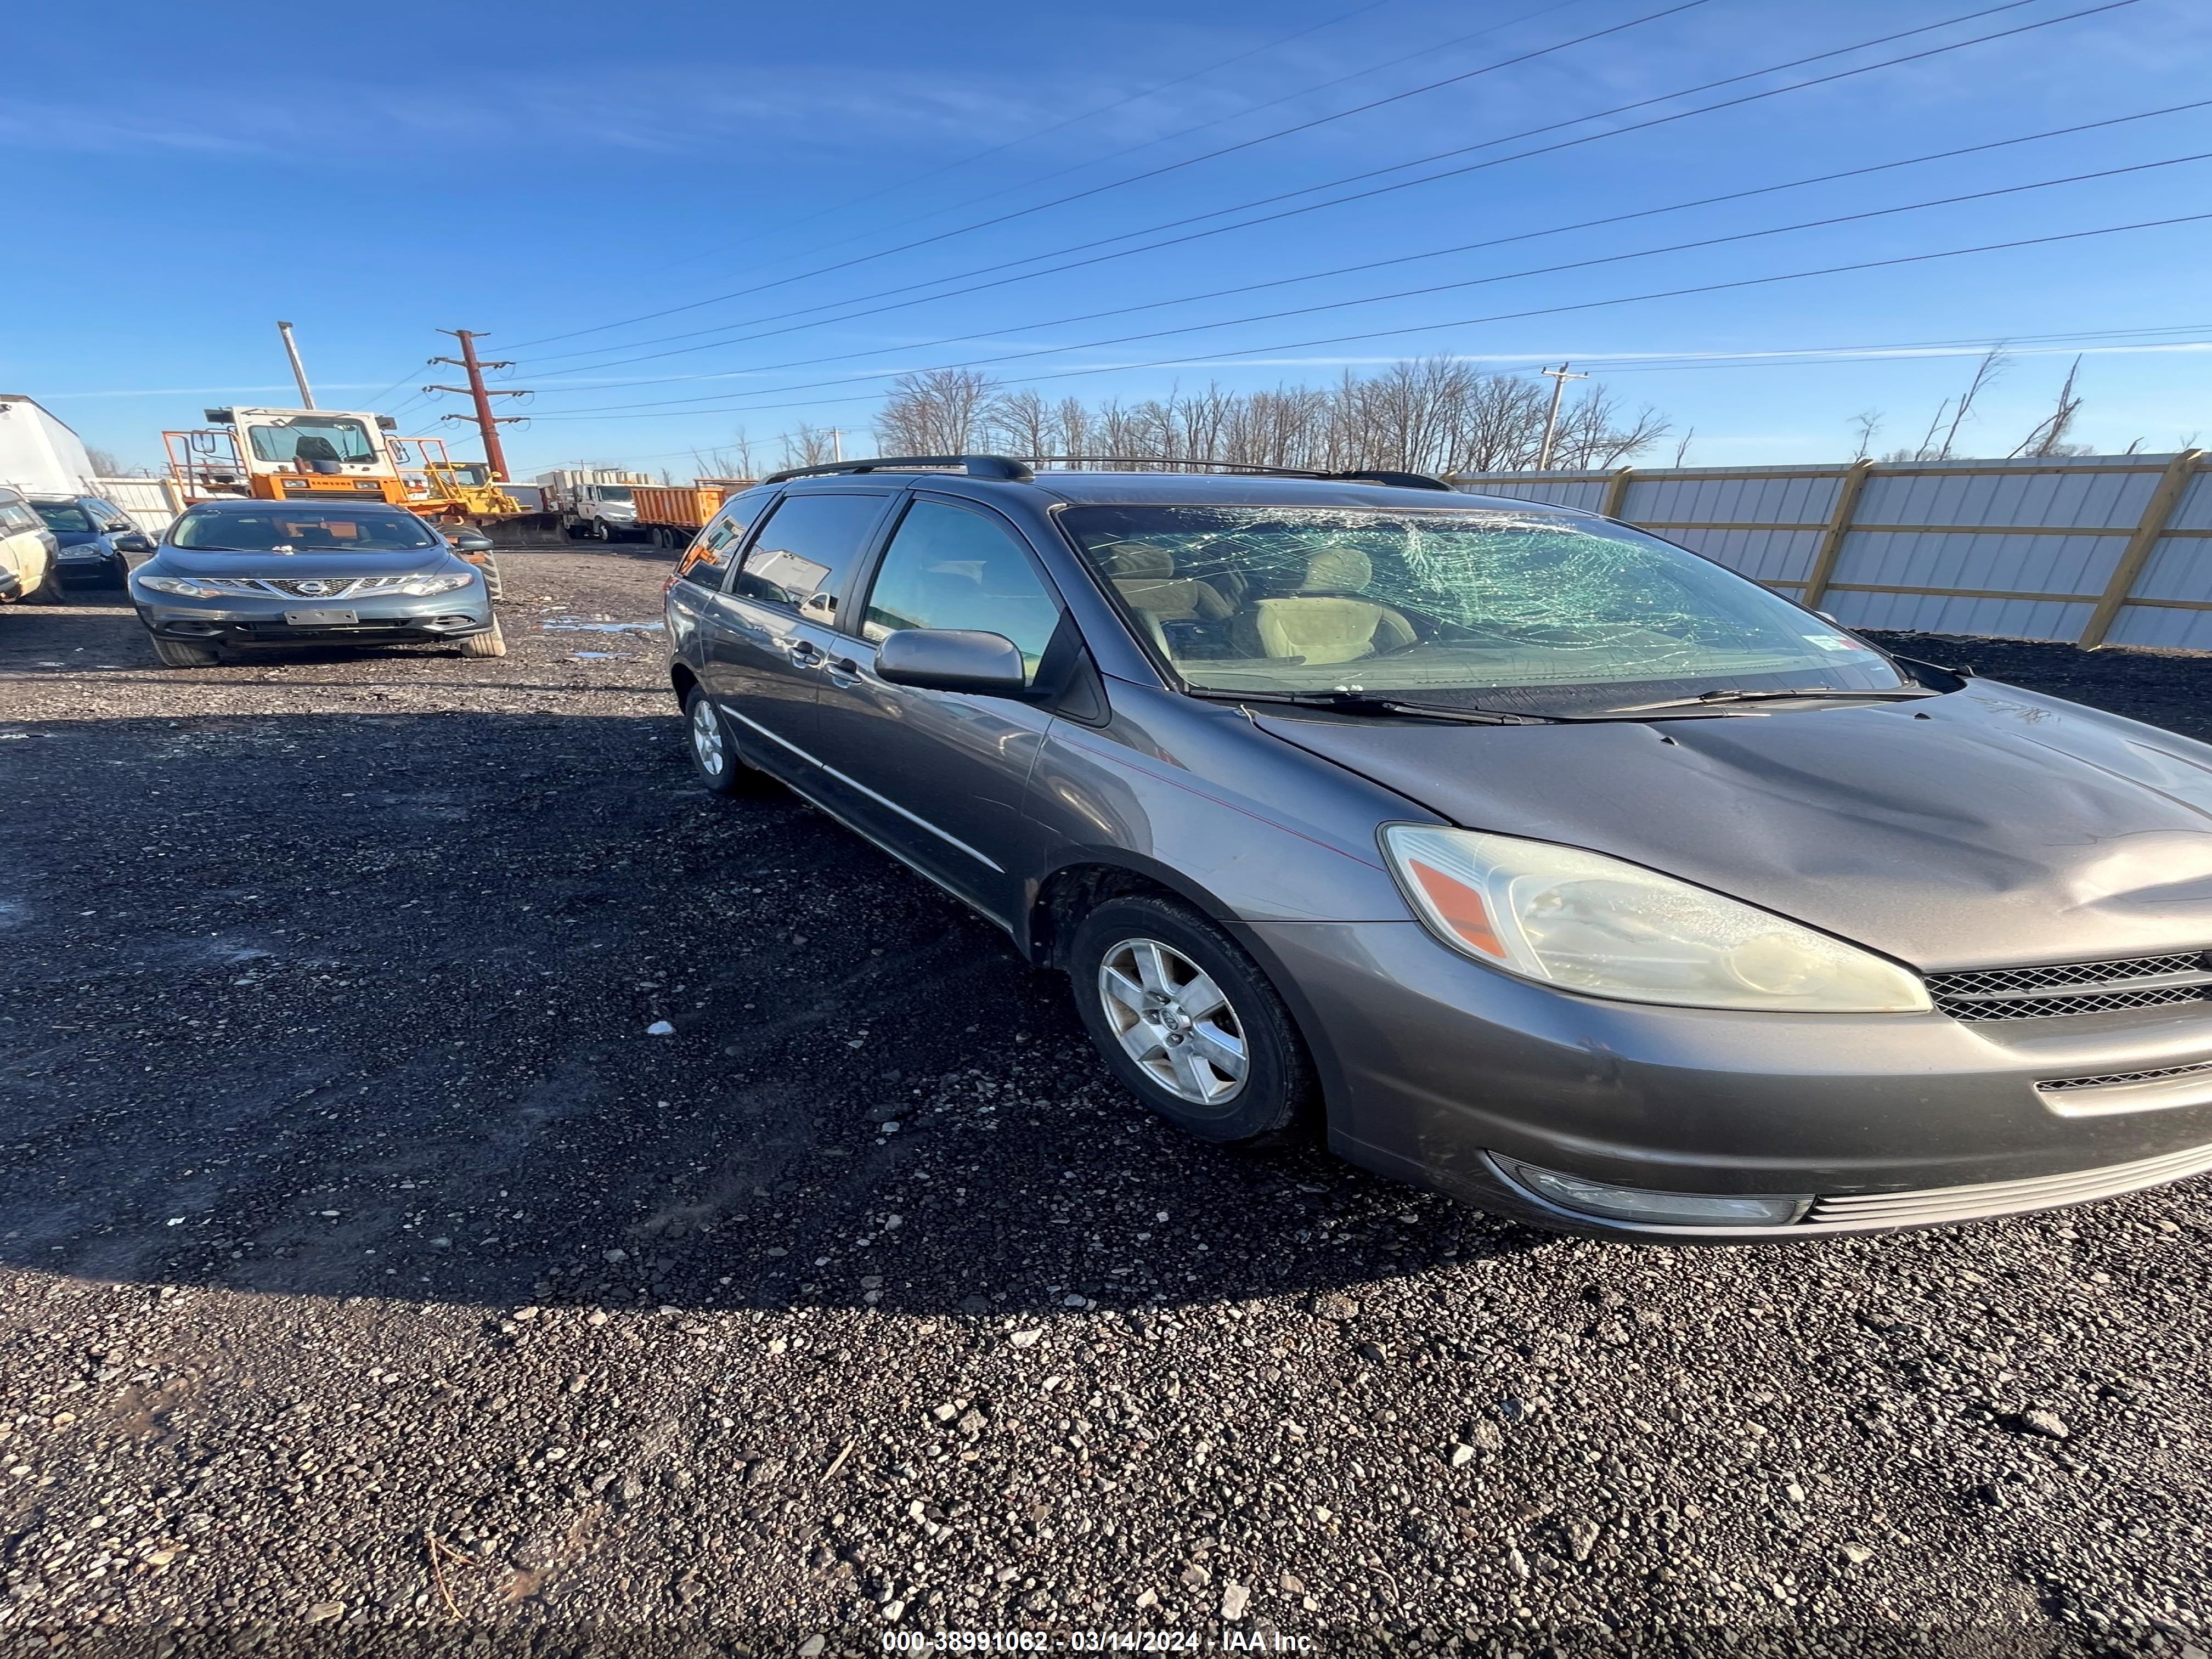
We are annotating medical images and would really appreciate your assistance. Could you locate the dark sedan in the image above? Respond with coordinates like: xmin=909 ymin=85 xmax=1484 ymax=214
xmin=664 ymin=455 xmax=2212 ymax=1240
xmin=30 ymin=494 xmax=154 ymax=585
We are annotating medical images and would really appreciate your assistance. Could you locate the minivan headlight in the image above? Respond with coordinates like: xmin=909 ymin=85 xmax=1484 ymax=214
xmin=1380 ymin=824 xmax=1930 ymax=1013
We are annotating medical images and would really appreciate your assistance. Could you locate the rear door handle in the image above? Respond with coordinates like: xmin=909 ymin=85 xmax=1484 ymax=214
xmin=782 ymin=638 xmax=823 ymax=664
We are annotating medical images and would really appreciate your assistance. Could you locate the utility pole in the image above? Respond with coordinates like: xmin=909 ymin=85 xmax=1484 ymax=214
xmin=1534 ymin=363 xmax=1588 ymax=472
xmin=426 ymin=329 xmax=528 ymax=481
xmin=276 ymin=321 xmax=316 ymax=408
xmin=830 ymin=428 xmax=844 ymax=463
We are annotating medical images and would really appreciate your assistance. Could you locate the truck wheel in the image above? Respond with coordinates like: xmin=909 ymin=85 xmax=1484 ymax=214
xmin=482 ymin=557 xmax=505 ymax=601
xmin=151 ymin=636 xmax=220 ymax=668
xmin=458 ymin=619 xmax=508 ymax=658
xmin=591 ymin=519 xmax=611 ymax=541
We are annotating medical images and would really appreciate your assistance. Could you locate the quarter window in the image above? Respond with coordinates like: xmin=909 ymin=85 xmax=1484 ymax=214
xmin=734 ymin=492 xmax=887 ymax=618
xmin=862 ymin=499 xmax=1060 ymax=679
xmin=674 ymin=488 xmax=774 ymax=589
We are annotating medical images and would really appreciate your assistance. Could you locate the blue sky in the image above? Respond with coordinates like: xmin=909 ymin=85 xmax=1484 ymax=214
xmin=5 ymin=0 xmax=2209 ymax=476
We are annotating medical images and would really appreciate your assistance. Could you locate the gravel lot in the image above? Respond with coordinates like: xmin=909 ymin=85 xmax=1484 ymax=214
xmin=1 ymin=555 xmax=2207 ymax=1653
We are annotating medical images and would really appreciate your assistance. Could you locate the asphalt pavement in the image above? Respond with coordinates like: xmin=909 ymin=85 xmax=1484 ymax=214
xmin=0 ymin=554 xmax=2207 ymax=1654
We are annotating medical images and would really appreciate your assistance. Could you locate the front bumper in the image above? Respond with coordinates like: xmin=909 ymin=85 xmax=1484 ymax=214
xmin=133 ymin=588 xmax=492 ymax=646
xmin=55 ymin=544 xmax=125 ymax=579
xmin=1244 ymin=918 xmax=2212 ymax=1240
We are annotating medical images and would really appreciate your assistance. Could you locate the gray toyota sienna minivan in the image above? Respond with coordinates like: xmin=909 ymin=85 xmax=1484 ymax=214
xmin=664 ymin=455 xmax=2212 ymax=1240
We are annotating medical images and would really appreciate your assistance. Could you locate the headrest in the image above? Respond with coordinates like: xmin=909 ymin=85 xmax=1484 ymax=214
xmin=1104 ymin=542 xmax=1175 ymax=579
xmin=1300 ymin=546 xmax=1372 ymax=592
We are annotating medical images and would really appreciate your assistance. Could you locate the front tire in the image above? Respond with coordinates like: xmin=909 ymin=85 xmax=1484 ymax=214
xmin=458 ymin=618 xmax=508 ymax=658
xmin=1068 ymin=894 xmax=1315 ymax=1143
xmin=151 ymin=635 xmax=220 ymax=668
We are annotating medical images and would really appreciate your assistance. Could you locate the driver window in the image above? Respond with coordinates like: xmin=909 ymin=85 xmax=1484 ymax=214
xmin=861 ymin=499 xmax=1060 ymax=680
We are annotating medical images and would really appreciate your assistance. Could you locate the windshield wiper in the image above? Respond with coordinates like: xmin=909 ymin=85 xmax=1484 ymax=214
xmin=1197 ymin=688 xmax=1556 ymax=726
xmin=1609 ymin=685 xmax=1940 ymax=714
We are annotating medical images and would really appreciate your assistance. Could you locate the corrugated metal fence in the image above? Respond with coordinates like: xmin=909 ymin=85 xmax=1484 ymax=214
xmin=86 ymin=476 xmax=188 ymax=539
xmin=1448 ymin=451 xmax=2212 ymax=652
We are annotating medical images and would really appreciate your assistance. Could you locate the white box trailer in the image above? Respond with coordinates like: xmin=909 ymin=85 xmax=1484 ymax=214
xmin=0 ymin=394 xmax=95 ymax=496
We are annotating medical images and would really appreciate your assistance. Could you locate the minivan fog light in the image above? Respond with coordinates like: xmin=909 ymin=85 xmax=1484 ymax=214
xmin=1492 ymin=1154 xmax=1812 ymax=1227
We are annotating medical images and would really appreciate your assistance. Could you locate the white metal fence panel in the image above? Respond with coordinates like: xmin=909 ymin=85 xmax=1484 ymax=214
xmin=86 ymin=477 xmax=183 ymax=538
xmin=1449 ymin=451 xmax=2211 ymax=652
xmin=1459 ymin=475 xmax=1612 ymax=511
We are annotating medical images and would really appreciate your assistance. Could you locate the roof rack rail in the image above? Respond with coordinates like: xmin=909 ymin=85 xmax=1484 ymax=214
xmin=763 ymin=454 xmax=1035 ymax=484
xmin=1031 ymin=456 xmax=1455 ymax=492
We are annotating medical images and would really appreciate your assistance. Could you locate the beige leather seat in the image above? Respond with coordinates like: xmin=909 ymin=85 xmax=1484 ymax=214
xmin=1243 ymin=548 xmax=1418 ymax=665
xmin=1104 ymin=544 xmax=1234 ymax=655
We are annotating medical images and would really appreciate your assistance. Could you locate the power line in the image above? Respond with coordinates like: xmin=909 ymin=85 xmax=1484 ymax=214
xmin=525 ymin=152 xmax=2212 ymax=419
xmin=661 ymin=0 xmax=1585 ymax=290
xmin=511 ymin=0 xmax=2081 ymax=373
xmin=518 ymin=100 xmax=2212 ymax=401
xmin=506 ymin=0 xmax=1717 ymax=353
xmin=659 ymin=0 xmax=1404 ymax=275
xmin=521 ymin=211 xmax=2212 ymax=425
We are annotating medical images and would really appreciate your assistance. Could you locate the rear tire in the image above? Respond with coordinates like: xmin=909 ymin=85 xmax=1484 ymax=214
xmin=1067 ymin=894 xmax=1315 ymax=1144
xmin=26 ymin=559 xmax=66 ymax=605
xmin=458 ymin=619 xmax=508 ymax=658
xmin=481 ymin=557 xmax=505 ymax=601
xmin=151 ymin=635 xmax=220 ymax=668
xmin=683 ymin=684 xmax=749 ymax=795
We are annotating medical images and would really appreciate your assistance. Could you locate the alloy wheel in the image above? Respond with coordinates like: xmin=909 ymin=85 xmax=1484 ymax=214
xmin=690 ymin=698 xmax=726 ymax=778
xmin=1098 ymin=938 xmax=1248 ymax=1104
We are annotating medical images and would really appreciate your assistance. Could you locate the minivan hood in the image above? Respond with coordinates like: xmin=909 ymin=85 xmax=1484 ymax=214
xmin=1257 ymin=684 xmax=2212 ymax=972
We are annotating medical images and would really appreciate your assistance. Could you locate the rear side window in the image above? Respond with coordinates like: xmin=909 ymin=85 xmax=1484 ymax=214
xmin=0 ymin=500 xmax=40 ymax=533
xmin=674 ymin=488 xmax=774 ymax=589
xmin=734 ymin=492 xmax=887 ymax=619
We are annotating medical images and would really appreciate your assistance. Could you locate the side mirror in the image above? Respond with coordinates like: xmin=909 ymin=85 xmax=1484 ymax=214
xmin=874 ymin=629 xmax=1028 ymax=696
xmin=450 ymin=531 xmax=495 ymax=552
xmin=115 ymin=534 xmax=154 ymax=552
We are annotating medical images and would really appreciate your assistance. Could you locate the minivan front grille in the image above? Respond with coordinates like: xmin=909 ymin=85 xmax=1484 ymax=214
xmin=1803 ymin=1139 xmax=2212 ymax=1228
xmin=1926 ymin=951 xmax=2212 ymax=1020
xmin=2037 ymin=1060 xmax=2212 ymax=1093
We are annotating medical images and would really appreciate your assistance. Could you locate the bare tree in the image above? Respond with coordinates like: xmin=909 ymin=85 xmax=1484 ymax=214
xmin=1889 ymin=349 xmax=2012 ymax=461
xmin=1545 ymin=383 xmax=1671 ymax=470
xmin=693 ymin=428 xmax=758 ymax=481
xmin=2007 ymin=356 xmax=2088 ymax=458
xmin=777 ymin=424 xmax=840 ymax=470
xmin=851 ymin=356 xmax=1672 ymax=477
xmin=985 ymin=388 xmax=1055 ymax=462
xmin=1848 ymin=411 xmax=1882 ymax=462
xmin=874 ymin=368 xmax=1000 ymax=454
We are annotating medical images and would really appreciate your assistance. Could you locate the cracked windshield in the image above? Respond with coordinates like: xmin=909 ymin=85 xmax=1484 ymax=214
xmin=1060 ymin=504 xmax=1906 ymax=714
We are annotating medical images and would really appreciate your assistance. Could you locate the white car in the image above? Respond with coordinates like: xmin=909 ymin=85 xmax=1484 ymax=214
xmin=0 ymin=487 xmax=62 ymax=604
